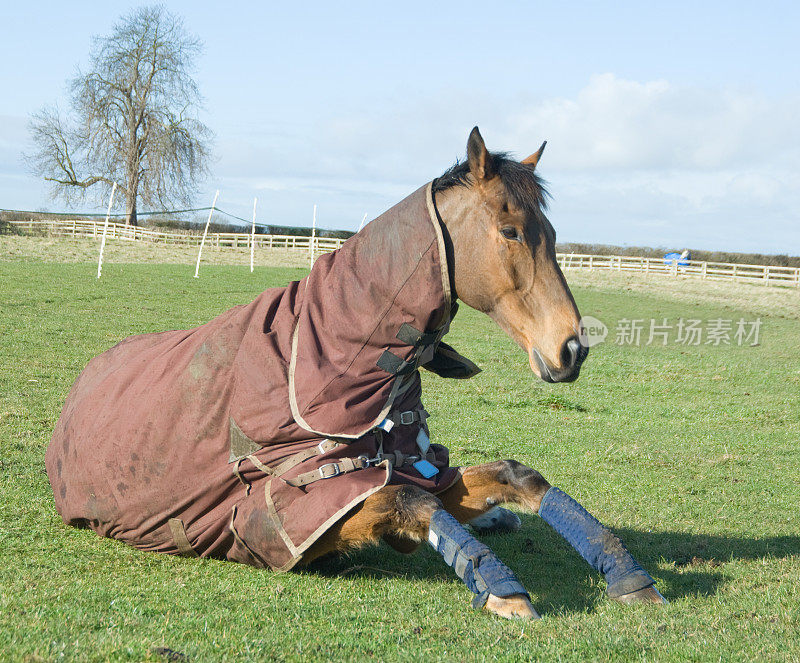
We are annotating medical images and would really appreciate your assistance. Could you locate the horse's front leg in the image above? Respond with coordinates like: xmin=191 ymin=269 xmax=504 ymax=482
xmin=438 ymin=460 xmax=666 ymax=604
xmin=303 ymin=484 xmax=539 ymax=620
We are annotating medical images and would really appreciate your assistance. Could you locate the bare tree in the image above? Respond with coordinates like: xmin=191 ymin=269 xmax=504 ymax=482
xmin=27 ymin=6 xmax=212 ymax=226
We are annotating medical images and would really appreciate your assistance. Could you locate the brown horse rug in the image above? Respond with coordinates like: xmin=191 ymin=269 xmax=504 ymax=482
xmin=46 ymin=183 xmax=480 ymax=571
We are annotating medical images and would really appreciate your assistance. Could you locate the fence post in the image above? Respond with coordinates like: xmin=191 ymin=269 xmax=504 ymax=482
xmin=764 ymin=266 xmax=770 ymax=286
xmin=701 ymin=262 xmax=707 ymax=280
xmin=733 ymin=264 xmax=738 ymax=282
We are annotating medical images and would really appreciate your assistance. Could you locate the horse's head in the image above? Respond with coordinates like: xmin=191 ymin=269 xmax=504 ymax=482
xmin=433 ymin=127 xmax=587 ymax=383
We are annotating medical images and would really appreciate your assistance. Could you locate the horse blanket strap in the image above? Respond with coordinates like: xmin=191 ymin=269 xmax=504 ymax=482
xmin=538 ymin=487 xmax=656 ymax=598
xmin=378 ymin=317 xmax=454 ymax=377
xmin=389 ymin=408 xmax=429 ymax=427
xmin=428 ymin=510 xmax=529 ymax=609
xmin=377 ymin=448 xmax=435 ymax=467
xmin=395 ymin=322 xmax=443 ymax=348
xmin=284 ymin=446 xmax=437 ymax=488
xmin=246 ymin=439 xmax=340 ymax=479
xmin=376 ymin=350 xmax=418 ymax=376
xmin=285 ymin=455 xmax=373 ymax=487
xmin=168 ymin=518 xmax=199 ymax=558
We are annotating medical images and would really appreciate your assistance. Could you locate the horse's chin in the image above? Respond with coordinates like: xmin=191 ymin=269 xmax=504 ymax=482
xmin=528 ymin=348 xmax=582 ymax=384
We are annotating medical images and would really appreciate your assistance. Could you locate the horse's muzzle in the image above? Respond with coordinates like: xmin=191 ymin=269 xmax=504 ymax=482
xmin=531 ymin=337 xmax=588 ymax=383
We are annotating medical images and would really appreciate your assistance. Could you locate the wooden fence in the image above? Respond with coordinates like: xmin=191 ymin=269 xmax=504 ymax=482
xmin=557 ymin=253 xmax=800 ymax=287
xmin=13 ymin=218 xmax=347 ymax=252
xmin=10 ymin=218 xmax=800 ymax=287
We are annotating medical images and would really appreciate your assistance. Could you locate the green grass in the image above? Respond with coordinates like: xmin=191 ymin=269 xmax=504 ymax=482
xmin=1 ymin=259 xmax=799 ymax=662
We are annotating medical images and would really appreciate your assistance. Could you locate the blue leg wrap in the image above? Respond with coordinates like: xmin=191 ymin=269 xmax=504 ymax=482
xmin=538 ymin=487 xmax=655 ymax=597
xmin=428 ymin=510 xmax=529 ymax=609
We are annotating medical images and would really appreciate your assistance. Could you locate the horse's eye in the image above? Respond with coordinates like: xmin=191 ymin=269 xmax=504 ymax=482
xmin=500 ymin=227 xmax=521 ymax=241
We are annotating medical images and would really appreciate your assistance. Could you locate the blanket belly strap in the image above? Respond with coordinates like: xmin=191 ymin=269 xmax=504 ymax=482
xmin=286 ymin=455 xmax=372 ymax=487
xmin=168 ymin=518 xmax=199 ymax=558
xmin=284 ymin=447 xmax=437 ymax=488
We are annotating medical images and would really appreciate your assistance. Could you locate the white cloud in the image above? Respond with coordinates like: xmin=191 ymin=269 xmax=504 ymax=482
xmin=502 ymin=73 xmax=800 ymax=172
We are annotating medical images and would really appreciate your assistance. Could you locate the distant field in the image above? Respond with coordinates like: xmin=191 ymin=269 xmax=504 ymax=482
xmin=0 ymin=234 xmax=311 ymax=268
xmin=1 ymin=242 xmax=799 ymax=661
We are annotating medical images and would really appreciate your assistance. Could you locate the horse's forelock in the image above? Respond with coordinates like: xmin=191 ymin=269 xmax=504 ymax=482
xmin=432 ymin=151 xmax=550 ymax=219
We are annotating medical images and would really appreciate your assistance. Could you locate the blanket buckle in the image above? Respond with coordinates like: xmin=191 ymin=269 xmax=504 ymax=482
xmin=318 ymin=462 xmax=342 ymax=479
xmin=399 ymin=411 xmax=416 ymax=425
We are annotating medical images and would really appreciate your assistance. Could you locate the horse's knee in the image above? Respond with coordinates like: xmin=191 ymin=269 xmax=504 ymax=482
xmin=495 ymin=460 xmax=549 ymax=489
xmin=497 ymin=460 xmax=551 ymax=511
xmin=462 ymin=459 xmax=551 ymax=512
xmin=390 ymin=485 xmax=442 ymax=540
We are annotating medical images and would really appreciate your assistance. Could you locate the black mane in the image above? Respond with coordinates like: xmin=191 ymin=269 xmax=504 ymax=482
xmin=432 ymin=151 xmax=550 ymax=216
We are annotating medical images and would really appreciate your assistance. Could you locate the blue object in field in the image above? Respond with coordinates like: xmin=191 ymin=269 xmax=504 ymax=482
xmin=664 ymin=251 xmax=691 ymax=266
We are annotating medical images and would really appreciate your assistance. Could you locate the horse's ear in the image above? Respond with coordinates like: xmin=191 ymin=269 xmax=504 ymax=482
xmin=467 ymin=126 xmax=494 ymax=180
xmin=522 ymin=141 xmax=547 ymax=169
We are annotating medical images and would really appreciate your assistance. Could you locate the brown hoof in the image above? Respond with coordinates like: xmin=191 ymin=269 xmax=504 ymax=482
xmin=484 ymin=593 xmax=541 ymax=620
xmin=612 ymin=585 xmax=667 ymax=605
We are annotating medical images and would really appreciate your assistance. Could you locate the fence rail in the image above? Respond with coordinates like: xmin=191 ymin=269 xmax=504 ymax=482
xmin=8 ymin=218 xmax=800 ymax=287
xmin=13 ymin=218 xmax=347 ymax=252
xmin=557 ymin=253 xmax=800 ymax=287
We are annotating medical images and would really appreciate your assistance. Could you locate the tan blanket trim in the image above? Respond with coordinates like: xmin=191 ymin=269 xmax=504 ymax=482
xmin=229 ymin=505 xmax=265 ymax=567
xmin=424 ymin=181 xmax=452 ymax=324
xmin=264 ymin=479 xmax=300 ymax=558
xmin=168 ymin=518 xmax=199 ymax=558
xmin=288 ymin=321 xmax=404 ymax=439
xmin=274 ymin=461 xmax=394 ymax=572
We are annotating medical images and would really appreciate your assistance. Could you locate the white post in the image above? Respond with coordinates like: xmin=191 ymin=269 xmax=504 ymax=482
xmin=310 ymin=204 xmax=317 ymax=269
xmin=96 ymin=182 xmax=118 ymax=279
xmin=194 ymin=190 xmax=220 ymax=278
xmin=358 ymin=212 xmax=368 ymax=232
xmin=250 ymin=197 xmax=257 ymax=273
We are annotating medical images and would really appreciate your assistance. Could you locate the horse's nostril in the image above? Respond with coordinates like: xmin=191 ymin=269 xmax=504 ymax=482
xmin=561 ymin=336 xmax=582 ymax=369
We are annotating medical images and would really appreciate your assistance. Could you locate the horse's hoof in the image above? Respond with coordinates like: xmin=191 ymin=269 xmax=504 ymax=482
xmin=612 ymin=585 xmax=667 ymax=605
xmin=469 ymin=506 xmax=522 ymax=534
xmin=484 ymin=593 xmax=541 ymax=620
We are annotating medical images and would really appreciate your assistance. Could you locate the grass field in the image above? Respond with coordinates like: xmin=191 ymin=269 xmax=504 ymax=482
xmin=1 ymin=240 xmax=799 ymax=661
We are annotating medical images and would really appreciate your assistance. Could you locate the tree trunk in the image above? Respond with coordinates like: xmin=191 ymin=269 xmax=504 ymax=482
xmin=126 ymin=197 xmax=138 ymax=227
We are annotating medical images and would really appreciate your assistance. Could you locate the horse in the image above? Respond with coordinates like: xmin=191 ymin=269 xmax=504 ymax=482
xmin=46 ymin=127 xmax=664 ymax=620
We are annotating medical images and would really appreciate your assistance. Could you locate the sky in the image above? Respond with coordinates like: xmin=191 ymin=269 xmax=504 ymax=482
xmin=1 ymin=1 xmax=799 ymax=253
